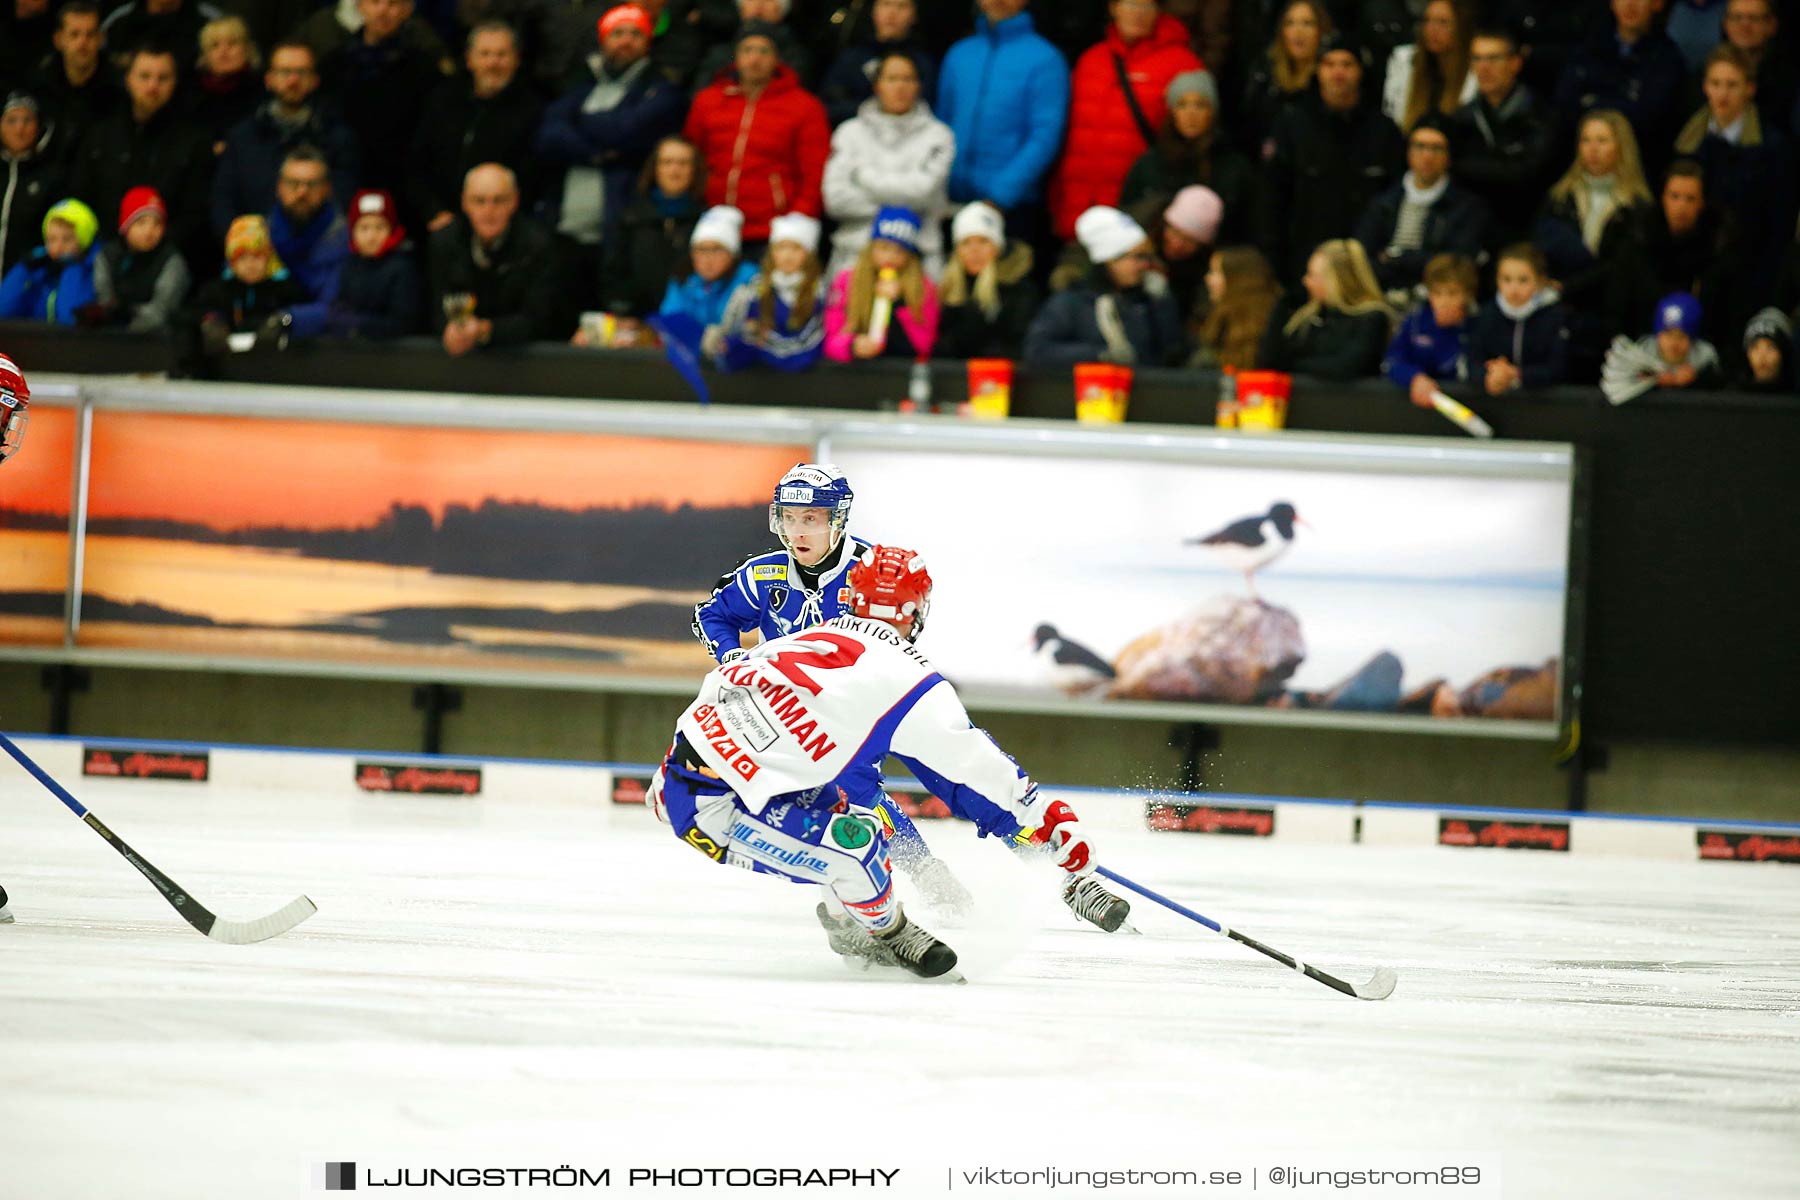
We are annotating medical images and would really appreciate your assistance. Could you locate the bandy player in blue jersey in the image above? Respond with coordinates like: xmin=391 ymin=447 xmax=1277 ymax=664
xmin=690 ymin=464 xmax=973 ymax=911
xmin=654 ymin=546 xmax=1132 ymax=977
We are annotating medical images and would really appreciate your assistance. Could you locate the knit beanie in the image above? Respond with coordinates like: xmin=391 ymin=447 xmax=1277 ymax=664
xmin=117 ymin=187 xmax=166 ymax=234
xmin=1653 ymin=292 xmax=1702 ymax=337
xmin=1166 ymin=69 xmax=1217 ymax=112
xmin=951 ymin=201 xmax=1005 ymax=250
xmin=769 ymin=211 xmax=821 ymax=253
xmin=43 ymin=198 xmax=99 ymax=252
xmin=1074 ymin=206 xmax=1147 ymax=264
xmin=1163 ymin=185 xmax=1223 ymax=243
xmin=225 ymin=214 xmax=283 ymax=270
xmin=1743 ymin=306 xmax=1792 ymax=350
xmin=869 ymin=206 xmax=921 ymax=255
xmin=692 ymin=205 xmax=744 ymax=254
xmin=598 ymin=4 xmax=653 ymax=40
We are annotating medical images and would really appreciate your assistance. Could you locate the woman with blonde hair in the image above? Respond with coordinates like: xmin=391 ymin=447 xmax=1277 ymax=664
xmin=1195 ymin=245 xmax=1280 ymax=371
xmin=1533 ymin=109 xmax=1654 ymax=379
xmin=1257 ymin=238 xmax=1395 ymax=379
xmin=193 ymin=15 xmax=265 ymax=150
xmin=1240 ymin=0 xmax=1332 ymax=154
xmin=824 ymin=205 xmax=940 ymax=362
xmin=1381 ymin=0 xmax=1477 ymax=132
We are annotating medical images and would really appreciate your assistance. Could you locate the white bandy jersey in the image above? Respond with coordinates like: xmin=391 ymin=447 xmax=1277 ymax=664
xmin=675 ymin=616 xmax=1038 ymax=822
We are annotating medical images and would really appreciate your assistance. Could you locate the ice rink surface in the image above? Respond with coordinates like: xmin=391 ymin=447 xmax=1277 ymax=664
xmin=3 ymin=775 xmax=1798 ymax=1200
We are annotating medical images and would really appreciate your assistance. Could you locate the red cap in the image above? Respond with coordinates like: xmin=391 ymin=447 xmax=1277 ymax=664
xmin=118 ymin=186 xmax=165 ymax=233
xmin=599 ymin=4 xmax=652 ymax=41
xmin=349 ymin=189 xmax=407 ymax=257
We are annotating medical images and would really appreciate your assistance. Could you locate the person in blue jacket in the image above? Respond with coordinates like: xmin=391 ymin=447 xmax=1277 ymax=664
xmin=934 ymin=1 xmax=1069 ymax=220
xmin=657 ymin=205 xmax=758 ymax=329
xmin=1382 ymin=253 xmax=1475 ymax=407
xmin=0 ymin=197 xmax=99 ymax=325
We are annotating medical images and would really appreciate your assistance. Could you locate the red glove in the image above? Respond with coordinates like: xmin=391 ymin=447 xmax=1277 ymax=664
xmin=1037 ymin=800 xmax=1096 ymax=876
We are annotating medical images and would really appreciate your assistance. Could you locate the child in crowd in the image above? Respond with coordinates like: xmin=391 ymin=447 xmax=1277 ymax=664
xmin=1735 ymin=308 xmax=1794 ymax=393
xmin=1602 ymin=292 xmax=1722 ymax=400
xmin=714 ymin=211 xmax=829 ymax=371
xmin=1193 ymin=245 xmax=1279 ymax=371
xmin=1256 ymin=238 xmax=1393 ymax=381
xmin=1467 ymin=243 xmax=1568 ymax=395
xmin=656 ymin=206 xmax=758 ymax=332
xmin=824 ymin=205 xmax=937 ymax=363
xmin=1025 ymin=206 xmax=1186 ymax=366
xmin=0 ymin=199 xmax=99 ymax=325
xmin=307 ymin=189 xmax=420 ymax=340
xmin=935 ymin=202 xmax=1039 ymax=360
xmin=193 ymin=215 xmax=310 ymax=352
xmin=1382 ymin=253 xmax=1475 ymax=406
xmin=90 ymin=188 xmax=190 ymax=332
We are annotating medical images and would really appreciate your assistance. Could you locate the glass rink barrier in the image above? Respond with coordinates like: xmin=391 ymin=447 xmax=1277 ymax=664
xmin=0 ymin=377 xmax=1583 ymax=741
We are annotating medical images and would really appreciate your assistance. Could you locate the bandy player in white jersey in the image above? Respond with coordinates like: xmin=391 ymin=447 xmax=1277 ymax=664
xmin=1 ymin=351 xmax=32 ymax=925
xmin=649 ymin=545 xmax=1124 ymax=978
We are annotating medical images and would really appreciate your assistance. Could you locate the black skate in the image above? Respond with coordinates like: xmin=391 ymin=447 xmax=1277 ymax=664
xmin=867 ymin=909 xmax=960 ymax=979
xmin=816 ymin=902 xmax=959 ymax=979
xmin=0 ymin=884 xmax=12 ymax=924
xmin=1062 ymin=874 xmax=1131 ymax=933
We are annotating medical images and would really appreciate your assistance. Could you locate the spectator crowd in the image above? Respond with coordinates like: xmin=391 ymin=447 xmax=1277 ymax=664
xmin=2 ymin=0 xmax=1797 ymax=396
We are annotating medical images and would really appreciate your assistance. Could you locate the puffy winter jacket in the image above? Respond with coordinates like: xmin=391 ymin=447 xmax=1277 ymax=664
xmin=1381 ymin=303 xmax=1469 ymax=390
xmin=1049 ymin=15 xmax=1203 ymax=238
xmin=658 ymin=260 xmax=759 ymax=328
xmin=683 ymin=66 xmax=831 ymax=242
xmin=1467 ymin=289 xmax=1569 ymax=390
xmin=936 ymin=11 xmax=1070 ymax=211
xmin=0 ymin=244 xmax=98 ymax=325
xmin=92 ymin=238 xmax=191 ymax=332
xmin=319 ymin=247 xmax=423 ymax=340
xmin=1022 ymin=268 xmax=1187 ymax=367
xmin=821 ymin=99 xmax=954 ymax=279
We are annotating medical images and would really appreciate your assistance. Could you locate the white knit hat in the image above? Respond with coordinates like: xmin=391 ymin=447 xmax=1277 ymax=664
xmin=951 ymin=201 xmax=1005 ymax=250
xmin=692 ymin=205 xmax=744 ymax=255
xmin=1074 ymin=206 xmax=1147 ymax=264
xmin=769 ymin=211 xmax=821 ymax=253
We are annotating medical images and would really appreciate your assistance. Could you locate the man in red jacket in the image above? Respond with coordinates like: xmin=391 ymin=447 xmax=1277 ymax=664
xmin=683 ymin=22 xmax=830 ymax=246
xmin=1049 ymin=0 xmax=1203 ymax=239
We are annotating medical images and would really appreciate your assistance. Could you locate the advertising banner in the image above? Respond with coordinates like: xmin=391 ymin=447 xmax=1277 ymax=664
xmin=835 ymin=446 xmax=1571 ymax=726
xmin=60 ymin=411 xmax=807 ymax=681
xmin=0 ymin=401 xmax=76 ymax=648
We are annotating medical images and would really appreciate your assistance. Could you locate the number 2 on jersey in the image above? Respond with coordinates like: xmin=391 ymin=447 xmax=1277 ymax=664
xmin=764 ymin=633 xmax=866 ymax=694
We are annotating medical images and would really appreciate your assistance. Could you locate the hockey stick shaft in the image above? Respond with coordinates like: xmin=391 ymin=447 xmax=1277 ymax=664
xmin=0 ymin=731 xmax=316 ymax=943
xmin=1096 ymin=866 xmax=1395 ymax=1000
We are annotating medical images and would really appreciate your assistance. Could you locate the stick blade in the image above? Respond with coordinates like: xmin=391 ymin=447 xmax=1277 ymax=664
xmin=1353 ymin=966 xmax=1399 ymax=1001
xmin=206 ymin=895 xmax=317 ymax=944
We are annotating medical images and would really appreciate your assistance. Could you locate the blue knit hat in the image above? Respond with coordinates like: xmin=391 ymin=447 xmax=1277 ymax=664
xmin=1654 ymin=292 xmax=1701 ymax=337
xmin=871 ymin=206 xmax=922 ymax=255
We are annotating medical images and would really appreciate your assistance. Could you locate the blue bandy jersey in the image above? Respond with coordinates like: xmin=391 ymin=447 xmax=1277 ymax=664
xmin=691 ymin=535 xmax=872 ymax=662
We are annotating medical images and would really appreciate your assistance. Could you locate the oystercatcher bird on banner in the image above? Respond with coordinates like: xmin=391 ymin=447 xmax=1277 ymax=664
xmin=1031 ymin=624 xmax=1116 ymax=694
xmin=1187 ymin=502 xmax=1306 ymax=599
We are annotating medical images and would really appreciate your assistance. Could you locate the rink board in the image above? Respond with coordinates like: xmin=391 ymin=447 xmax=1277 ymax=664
xmin=10 ymin=734 xmax=1796 ymax=867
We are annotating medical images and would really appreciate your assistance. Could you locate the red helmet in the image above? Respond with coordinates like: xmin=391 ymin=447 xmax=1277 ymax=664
xmin=0 ymin=353 xmax=27 ymax=465
xmin=848 ymin=545 xmax=933 ymax=641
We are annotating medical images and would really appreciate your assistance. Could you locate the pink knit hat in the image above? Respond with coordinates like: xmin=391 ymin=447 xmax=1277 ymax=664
xmin=1163 ymin=185 xmax=1223 ymax=244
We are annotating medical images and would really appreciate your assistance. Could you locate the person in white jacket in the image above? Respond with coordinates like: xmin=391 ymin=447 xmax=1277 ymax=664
xmin=648 ymin=545 xmax=1126 ymax=979
xmin=821 ymin=50 xmax=953 ymax=280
